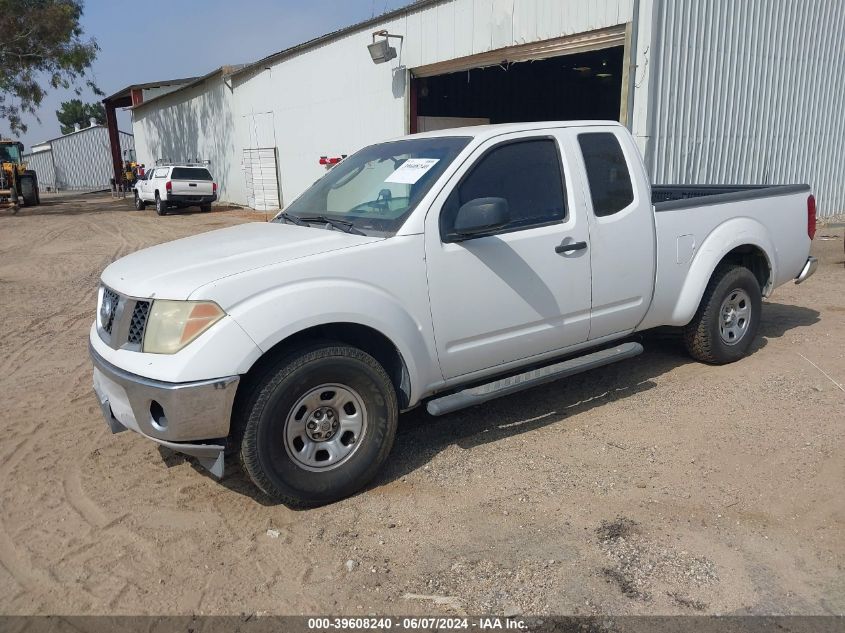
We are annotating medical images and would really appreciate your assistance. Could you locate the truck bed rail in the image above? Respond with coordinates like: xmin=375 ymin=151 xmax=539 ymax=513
xmin=652 ymin=184 xmax=810 ymax=211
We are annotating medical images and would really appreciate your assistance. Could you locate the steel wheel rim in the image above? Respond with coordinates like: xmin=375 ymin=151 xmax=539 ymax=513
xmin=719 ymin=288 xmax=752 ymax=345
xmin=283 ymin=383 xmax=367 ymax=471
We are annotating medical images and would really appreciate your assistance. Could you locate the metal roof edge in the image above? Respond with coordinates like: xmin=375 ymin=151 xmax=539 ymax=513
xmin=102 ymin=77 xmax=199 ymax=103
xmin=231 ymin=0 xmax=450 ymax=81
xmin=131 ymin=64 xmax=245 ymax=112
xmin=30 ymin=124 xmax=133 ymax=146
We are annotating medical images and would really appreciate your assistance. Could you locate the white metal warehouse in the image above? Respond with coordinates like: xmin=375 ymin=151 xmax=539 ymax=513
xmin=24 ymin=124 xmax=135 ymax=192
xmin=130 ymin=0 xmax=845 ymax=216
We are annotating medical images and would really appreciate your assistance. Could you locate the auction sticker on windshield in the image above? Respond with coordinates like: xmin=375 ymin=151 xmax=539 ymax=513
xmin=385 ymin=158 xmax=440 ymax=184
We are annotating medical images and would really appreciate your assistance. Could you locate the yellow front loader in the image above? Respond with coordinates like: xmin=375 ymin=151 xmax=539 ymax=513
xmin=1 ymin=140 xmax=40 ymax=212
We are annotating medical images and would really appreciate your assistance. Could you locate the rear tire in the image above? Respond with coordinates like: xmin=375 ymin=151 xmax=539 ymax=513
xmin=200 ymin=203 xmax=211 ymax=212
xmin=155 ymin=193 xmax=166 ymax=215
xmin=683 ymin=264 xmax=762 ymax=364
xmin=19 ymin=174 xmax=38 ymax=206
xmin=134 ymin=191 xmax=146 ymax=210
xmin=238 ymin=343 xmax=398 ymax=507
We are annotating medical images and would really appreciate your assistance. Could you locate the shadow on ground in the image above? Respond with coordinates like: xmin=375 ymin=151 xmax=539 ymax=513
xmin=177 ymin=303 xmax=820 ymax=507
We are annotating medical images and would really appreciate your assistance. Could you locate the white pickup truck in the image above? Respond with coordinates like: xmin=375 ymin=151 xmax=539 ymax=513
xmin=91 ymin=121 xmax=817 ymax=506
xmin=134 ymin=164 xmax=218 ymax=215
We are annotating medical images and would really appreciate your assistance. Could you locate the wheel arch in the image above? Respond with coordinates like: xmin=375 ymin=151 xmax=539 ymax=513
xmin=236 ymin=322 xmax=413 ymax=411
xmin=670 ymin=219 xmax=775 ymax=326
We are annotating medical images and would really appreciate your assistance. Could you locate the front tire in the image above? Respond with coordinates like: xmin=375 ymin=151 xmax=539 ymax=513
xmin=134 ymin=191 xmax=146 ymax=210
xmin=239 ymin=343 xmax=398 ymax=507
xmin=155 ymin=193 xmax=166 ymax=215
xmin=684 ymin=264 xmax=762 ymax=364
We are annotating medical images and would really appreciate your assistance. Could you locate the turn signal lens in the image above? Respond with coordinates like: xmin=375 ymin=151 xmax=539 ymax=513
xmin=142 ymin=300 xmax=225 ymax=354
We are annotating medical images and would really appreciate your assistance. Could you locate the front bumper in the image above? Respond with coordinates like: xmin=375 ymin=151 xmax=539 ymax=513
xmin=795 ymin=256 xmax=818 ymax=284
xmin=90 ymin=343 xmax=239 ymax=478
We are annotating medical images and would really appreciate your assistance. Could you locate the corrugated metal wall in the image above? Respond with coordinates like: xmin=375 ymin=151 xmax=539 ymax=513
xmin=646 ymin=0 xmax=845 ymax=216
xmin=24 ymin=127 xmax=134 ymax=191
xmin=52 ymin=127 xmax=135 ymax=190
xmin=21 ymin=150 xmax=56 ymax=190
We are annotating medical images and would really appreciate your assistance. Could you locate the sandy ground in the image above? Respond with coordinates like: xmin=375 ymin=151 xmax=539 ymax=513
xmin=0 ymin=193 xmax=842 ymax=617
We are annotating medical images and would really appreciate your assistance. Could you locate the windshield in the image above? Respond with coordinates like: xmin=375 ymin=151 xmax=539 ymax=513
xmin=0 ymin=144 xmax=22 ymax=163
xmin=275 ymin=136 xmax=471 ymax=235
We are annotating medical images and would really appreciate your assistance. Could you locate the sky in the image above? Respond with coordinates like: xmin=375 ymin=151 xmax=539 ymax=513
xmin=13 ymin=0 xmax=413 ymax=149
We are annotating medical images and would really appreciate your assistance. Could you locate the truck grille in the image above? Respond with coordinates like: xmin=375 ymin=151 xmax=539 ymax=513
xmin=127 ymin=301 xmax=150 ymax=344
xmin=98 ymin=286 xmax=151 ymax=350
xmin=101 ymin=287 xmax=119 ymax=334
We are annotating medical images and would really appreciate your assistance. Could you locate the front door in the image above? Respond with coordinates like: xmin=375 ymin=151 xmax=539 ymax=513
xmin=425 ymin=133 xmax=592 ymax=380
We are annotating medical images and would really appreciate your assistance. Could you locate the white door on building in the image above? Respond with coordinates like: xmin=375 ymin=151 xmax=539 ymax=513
xmin=242 ymin=111 xmax=280 ymax=211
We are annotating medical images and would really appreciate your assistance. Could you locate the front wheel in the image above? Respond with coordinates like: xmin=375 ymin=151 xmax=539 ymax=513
xmin=238 ymin=343 xmax=398 ymax=507
xmin=134 ymin=191 xmax=146 ymax=210
xmin=155 ymin=193 xmax=166 ymax=215
xmin=684 ymin=264 xmax=762 ymax=364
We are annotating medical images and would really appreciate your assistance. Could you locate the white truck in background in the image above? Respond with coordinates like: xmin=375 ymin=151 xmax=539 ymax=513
xmin=134 ymin=164 xmax=218 ymax=215
xmin=91 ymin=121 xmax=817 ymax=506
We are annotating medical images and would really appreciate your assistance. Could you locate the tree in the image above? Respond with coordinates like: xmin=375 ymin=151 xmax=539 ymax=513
xmin=0 ymin=0 xmax=99 ymax=135
xmin=56 ymin=98 xmax=104 ymax=134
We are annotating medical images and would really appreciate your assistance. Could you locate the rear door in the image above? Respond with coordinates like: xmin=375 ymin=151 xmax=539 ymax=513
xmin=424 ymin=132 xmax=592 ymax=380
xmin=572 ymin=128 xmax=655 ymax=339
xmin=170 ymin=167 xmax=214 ymax=197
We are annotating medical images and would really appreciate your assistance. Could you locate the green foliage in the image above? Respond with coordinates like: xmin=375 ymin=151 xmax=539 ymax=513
xmin=0 ymin=0 xmax=100 ymax=135
xmin=56 ymin=98 xmax=105 ymax=134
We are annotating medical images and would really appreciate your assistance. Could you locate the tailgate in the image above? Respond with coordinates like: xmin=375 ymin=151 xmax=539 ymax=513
xmin=172 ymin=179 xmax=213 ymax=196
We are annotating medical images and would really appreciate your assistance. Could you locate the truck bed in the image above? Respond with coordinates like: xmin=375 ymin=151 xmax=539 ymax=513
xmin=652 ymin=184 xmax=810 ymax=210
xmin=638 ymin=182 xmax=813 ymax=331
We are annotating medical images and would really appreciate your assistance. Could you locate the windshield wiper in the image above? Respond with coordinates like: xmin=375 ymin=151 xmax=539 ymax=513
xmin=296 ymin=215 xmax=366 ymax=235
xmin=277 ymin=211 xmax=308 ymax=226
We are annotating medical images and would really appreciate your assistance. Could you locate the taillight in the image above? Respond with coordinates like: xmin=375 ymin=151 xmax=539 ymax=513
xmin=807 ymin=194 xmax=816 ymax=240
xmin=212 ymin=182 xmax=218 ymax=193
xmin=165 ymin=180 xmax=172 ymax=193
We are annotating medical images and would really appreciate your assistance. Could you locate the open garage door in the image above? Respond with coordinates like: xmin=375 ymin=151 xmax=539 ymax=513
xmin=411 ymin=26 xmax=626 ymax=132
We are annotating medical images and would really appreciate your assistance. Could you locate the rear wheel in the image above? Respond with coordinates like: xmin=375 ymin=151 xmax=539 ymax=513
xmin=155 ymin=192 xmax=166 ymax=215
xmin=684 ymin=264 xmax=762 ymax=364
xmin=238 ymin=343 xmax=398 ymax=507
xmin=19 ymin=174 xmax=38 ymax=206
xmin=134 ymin=191 xmax=146 ymax=210
xmin=200 ymin=203 xmax=211 ymax=212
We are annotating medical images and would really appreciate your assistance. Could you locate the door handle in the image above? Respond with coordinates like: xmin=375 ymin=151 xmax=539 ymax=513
xmin=555 ymin=240 xmax=588 ymax=254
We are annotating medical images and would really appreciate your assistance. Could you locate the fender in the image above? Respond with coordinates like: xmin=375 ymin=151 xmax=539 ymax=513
xmin=667 ymin=217 xmax=776 ymax=326
xmin=225 ymin=278 xmax=441 ymax=405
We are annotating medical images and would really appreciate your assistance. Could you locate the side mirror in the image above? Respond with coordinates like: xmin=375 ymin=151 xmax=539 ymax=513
xmin=453 ymin=197 xmax=510 ymax=239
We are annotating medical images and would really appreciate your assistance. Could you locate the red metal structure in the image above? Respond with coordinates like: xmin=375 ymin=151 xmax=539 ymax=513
xmin=101 ymin=79 xmax=197 ymax=184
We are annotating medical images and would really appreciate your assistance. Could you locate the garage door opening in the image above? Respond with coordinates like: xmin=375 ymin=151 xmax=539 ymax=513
xmin=412 ymin=46 xmax=624 ymax=133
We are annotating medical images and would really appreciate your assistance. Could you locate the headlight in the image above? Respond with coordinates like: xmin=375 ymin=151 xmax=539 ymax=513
xmin=143 ymin=300 xmax=225 ymax=354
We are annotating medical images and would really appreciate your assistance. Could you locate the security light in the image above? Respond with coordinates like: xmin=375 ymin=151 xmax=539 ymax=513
xmin=368 ymin=30 xmax=403 ymax=64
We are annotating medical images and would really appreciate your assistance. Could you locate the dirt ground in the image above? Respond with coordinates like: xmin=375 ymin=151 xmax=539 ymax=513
xmin=0 ymin=193 xmax=842 ymax=617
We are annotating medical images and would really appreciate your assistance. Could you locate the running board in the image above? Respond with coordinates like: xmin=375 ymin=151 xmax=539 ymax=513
xmin=426 ymin=342 xmax=643 ymax=416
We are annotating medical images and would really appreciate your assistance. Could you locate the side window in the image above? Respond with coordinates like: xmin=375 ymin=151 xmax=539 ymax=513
xmin=441 ymin=138 xmax=566 ymax=239
xmin=577 ymin=132 xmax=634 ymax=217
xmin=154 ymin=168 xmax=168 ymax=178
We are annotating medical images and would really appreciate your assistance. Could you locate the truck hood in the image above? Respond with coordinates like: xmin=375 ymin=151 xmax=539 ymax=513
xmin=101 ymin=222 xmax=382 ymax=299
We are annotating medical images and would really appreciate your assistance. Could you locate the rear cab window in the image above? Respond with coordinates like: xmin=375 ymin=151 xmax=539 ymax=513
xmin=171 ymin=167 xmax=213 ymax=180
xmin=577 ymin=132 xmax=634 ymax=217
